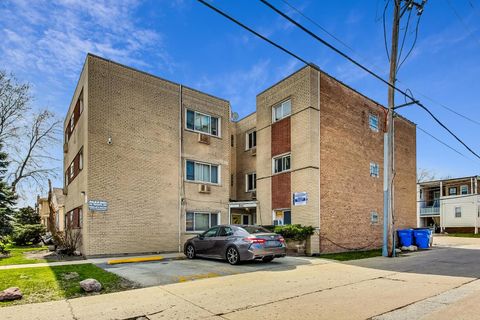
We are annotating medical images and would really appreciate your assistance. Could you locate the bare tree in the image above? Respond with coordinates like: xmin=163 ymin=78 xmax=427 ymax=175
xmin=9 ymin=110 xmax=61 ymax=194
xmin=417 ymin=168 xmax=437 ymax=183
xmin=0 ymin=71 xmax=30 ymax=143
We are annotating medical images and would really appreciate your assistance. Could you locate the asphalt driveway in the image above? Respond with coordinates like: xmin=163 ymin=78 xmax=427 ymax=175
xmin=98 ymin=255 xmax=319 ymax=287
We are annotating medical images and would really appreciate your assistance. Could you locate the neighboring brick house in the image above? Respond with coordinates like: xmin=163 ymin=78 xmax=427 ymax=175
xmin=64 ymin=54 xmax=416 ymax=257
xmin=418 ymin=176 xmax=480 ymax=233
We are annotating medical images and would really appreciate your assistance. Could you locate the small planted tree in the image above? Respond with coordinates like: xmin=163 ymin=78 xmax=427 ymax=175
xmin=0 ymin=144 xmax=16 ymax=237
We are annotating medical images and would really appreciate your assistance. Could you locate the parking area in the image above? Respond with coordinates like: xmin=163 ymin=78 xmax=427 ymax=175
xmin=98 ymin=256 xmax=321 ymax=287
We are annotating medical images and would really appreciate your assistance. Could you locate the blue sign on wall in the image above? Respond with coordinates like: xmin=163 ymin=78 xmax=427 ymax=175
xmin=88 ymin=200 xmax=108 ymax=212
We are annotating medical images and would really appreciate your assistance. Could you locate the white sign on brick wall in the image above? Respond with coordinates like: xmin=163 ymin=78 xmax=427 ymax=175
xmin=293 ymin=192 xmax=308 ymax=206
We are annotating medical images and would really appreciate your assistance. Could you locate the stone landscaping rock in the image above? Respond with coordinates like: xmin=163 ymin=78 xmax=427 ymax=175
xmin=79 ymin=278 xmax=102 ymax=292
xmin=407 ymin=245 xmax=418 ymax=251
xmin=0 ymin=287 xmax=23 ymax=301
xmin=62 ymin=272 xmax=79 ymax=280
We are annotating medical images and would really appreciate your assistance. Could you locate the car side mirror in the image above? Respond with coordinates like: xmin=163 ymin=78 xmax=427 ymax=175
xmin=197 ymin=234 xmax=204 ymax=239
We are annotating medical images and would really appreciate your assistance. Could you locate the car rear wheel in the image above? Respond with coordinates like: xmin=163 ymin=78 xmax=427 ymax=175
xmin=262 ymin=256 xmax=274 ymax=263
xmin=185 ymin=244 xmax=196 ymax=259
xmin=226 ymin=247 xmax=240 ymax=265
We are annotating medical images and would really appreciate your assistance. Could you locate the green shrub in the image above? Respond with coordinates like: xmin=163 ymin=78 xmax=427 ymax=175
xmin=11 ymin=224 xmax=46 ymax=246
xmin=274 ymin=224 xmax=315 ymax=241
xmin=0 ymin=236 xmax=11 ymax=255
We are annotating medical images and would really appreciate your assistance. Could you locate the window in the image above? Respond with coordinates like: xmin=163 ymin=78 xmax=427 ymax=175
xmin=69 ymin=115 xmax=74 ymax=132
xmin=69 ymin=163 xmax=74 ymax=178
xmin=460 ymin=185 xmax=468 ymax=195
xmin=185 ymin=160 xmax=219 ymax=184
xmin=78 ymin=208 xmax=83 ymax=228
xmin=449 ymin=187 xmax=457 ymax=196
xmin=231 ymin=174 xmax=234 ymax=187
xmin=272 ymin=99 xmax=292 ymax=122
xmin=231 ymin=135 xmax=234 ymax=147
xmin=246 ymin=173 xmax=256 ymax=192
xmin=219 ymin=226 xmax=234 ymax=237
xmin=79 ymin=99 xmax=84 ymax=114
xmin=186 ymin=109 xmax=220 ymax=137
xmin=273 ymin=154 xmax=291 ymax=174
xmin=79 ymin=153 xmax=83 ymax=170
xmin=455 ymin=207 xmax=462 ymax=218
xmin=370 ymin=162 xmax=380 ymax=178
xmin=273 ymin=210 xmax=291 ymax=225
xmin=371 ymin=211 xmax=379 ymax=224
xmin=369 ymin=114 xmax=379 ymax=132
xmin=246 ymin=130 xmax=256 ymax=150
xmin=186 ymin=212 xmax=219 ymax=232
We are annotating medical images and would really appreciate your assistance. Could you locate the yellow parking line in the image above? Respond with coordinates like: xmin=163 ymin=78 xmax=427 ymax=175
xmin=107 ymin=256 xmax=164 ymax=265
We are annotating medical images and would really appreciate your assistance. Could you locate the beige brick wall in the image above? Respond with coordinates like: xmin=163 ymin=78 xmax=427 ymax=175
xmin=233 ymin=113 xmax=257 ymax=201
xmin=64 ymin=54 xmax=230 ymax=256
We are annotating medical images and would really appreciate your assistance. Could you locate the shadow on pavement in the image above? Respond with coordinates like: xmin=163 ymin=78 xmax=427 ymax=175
xmin=344 ymin=246 xmax=480 ymax=279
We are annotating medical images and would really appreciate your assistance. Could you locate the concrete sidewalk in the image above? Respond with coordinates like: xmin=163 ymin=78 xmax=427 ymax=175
xmin=0 ymin=258 xmax=476 ymax=320
xmin=0 ymin=252 xmax=185 ymax=270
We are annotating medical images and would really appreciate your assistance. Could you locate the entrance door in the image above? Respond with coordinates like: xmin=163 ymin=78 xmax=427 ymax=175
xmin=232 ymin=214 xmax=251 ymax=225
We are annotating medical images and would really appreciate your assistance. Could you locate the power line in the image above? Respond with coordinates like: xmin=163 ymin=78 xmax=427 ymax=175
xmin=272 ymin=0 xmax=480 ymax=128
xmin=195 ymin=0 xmax=480 ymax=161
xmin=257 ymin=0 xmax=480 ymax=160
xmin=416 ymin=126 xmax=472 ymax=161
xmin=280 ymin=0 xmax=357 ymax=54
xmin=445 ymin=0 xmax=480 ymax=47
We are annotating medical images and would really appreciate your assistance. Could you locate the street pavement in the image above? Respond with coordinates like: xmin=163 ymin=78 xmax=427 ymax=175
xmin=1 ymin=236 xmax=480 ymax=320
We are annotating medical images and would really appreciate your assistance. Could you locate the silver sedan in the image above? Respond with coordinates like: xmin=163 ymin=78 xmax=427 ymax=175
xmin=184 ymin=225 xmax=287 ymax=265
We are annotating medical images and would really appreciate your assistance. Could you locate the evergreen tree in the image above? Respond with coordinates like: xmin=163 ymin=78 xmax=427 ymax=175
xmin=14 ymin=206 xmax=40 ymax=225
xmin=0 ymin=144 xmax=16 ymax=236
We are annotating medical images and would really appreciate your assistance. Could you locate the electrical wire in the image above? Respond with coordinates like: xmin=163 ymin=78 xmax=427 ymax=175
xmin=196 ymin=0 xmax=480 ymax=161
xmin=416 ymin=126 xmax=472 ymax=161
xmin=256 ymin=0 xmax=480 ymax=160
xmin=445 ymin=0 xmax=480 ymax=47
xmin=274 ymin=0 xmax=480 ymax=128
xmin=280 ymin=0 xmax=357 ymax=53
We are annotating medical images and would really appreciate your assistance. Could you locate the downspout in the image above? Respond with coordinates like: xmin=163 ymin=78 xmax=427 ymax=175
xmin=178 ymin=85 xmax=184 ymax=253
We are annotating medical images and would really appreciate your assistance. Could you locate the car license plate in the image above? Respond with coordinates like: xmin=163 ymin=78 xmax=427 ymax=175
xmin=266 ymin=240 xmax=279 ymax=247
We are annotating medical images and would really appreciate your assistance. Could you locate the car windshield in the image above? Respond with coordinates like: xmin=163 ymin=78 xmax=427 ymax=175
xmin=241 ymin=226 xmax=272 ymax=234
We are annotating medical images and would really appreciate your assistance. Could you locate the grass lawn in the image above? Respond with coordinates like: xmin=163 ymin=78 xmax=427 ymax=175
xmin=319 ymin=249 xmax=382 ymax=261
xmin=0 ymin=246 xmax=48 ymax=266
xmin=0 ymin=264 xmax=135 ymax=307
xmin=446 ymin=233 xmax=480 ymax=238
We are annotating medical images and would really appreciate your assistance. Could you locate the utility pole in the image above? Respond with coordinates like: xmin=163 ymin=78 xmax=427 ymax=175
xmin=383 ymin=0 xmax=426 ymax=257
xmin=383 ymin=0 xmax=400 ymax=258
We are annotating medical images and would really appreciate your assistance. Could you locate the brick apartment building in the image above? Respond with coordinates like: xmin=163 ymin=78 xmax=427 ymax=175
xmin=64 ymin=54 xmax=416 ymax=257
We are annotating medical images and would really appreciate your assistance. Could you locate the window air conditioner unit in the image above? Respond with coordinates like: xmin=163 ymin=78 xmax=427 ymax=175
xmin=63 ymin=143 xmax=68 ymax=153
xmin=198 ymin=184 xmax=211 ymax=194
xmin=198 ymin=133 xmax=210 ymax=145
xmin=251 ymin=191 xmax=257 ymax=199
xmin=251 ymin=147 xmax=256 ymax=156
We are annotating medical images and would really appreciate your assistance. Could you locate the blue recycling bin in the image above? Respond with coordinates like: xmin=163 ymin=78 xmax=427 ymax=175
xmin=397 ymin=229 xmax=414 ymax=247
xmin=413 ymin=228 xmax=432 ymax=249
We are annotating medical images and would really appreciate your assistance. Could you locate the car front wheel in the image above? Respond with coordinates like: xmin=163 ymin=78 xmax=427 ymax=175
xmin=226 ymin=247 xmax=240 ymax=265
xmin=185 ymin=244 xmax=196 ymax=259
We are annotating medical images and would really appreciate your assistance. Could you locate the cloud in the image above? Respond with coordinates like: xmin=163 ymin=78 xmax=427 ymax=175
xmin=0 ymin=0 xmax=174 ymax=81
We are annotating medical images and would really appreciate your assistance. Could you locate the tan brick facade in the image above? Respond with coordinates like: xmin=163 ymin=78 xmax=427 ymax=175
xmin=64 ymin=56 xmax=416 ymax=256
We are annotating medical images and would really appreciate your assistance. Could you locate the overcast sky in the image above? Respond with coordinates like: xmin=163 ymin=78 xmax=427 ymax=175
xmin=1 ymin=0 xmax=479 ymax=204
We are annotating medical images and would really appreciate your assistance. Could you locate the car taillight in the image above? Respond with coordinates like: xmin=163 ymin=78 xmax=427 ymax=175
xmin=243 ymin=237 xmax=266 ymax=244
